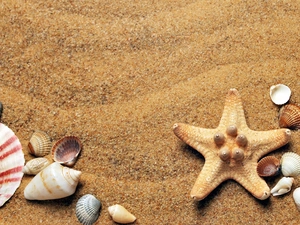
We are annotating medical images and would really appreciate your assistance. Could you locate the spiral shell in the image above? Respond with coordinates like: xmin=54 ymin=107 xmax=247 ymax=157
xmin=23 ymin=157 xmax=51 ymax=175
xmin=28 ymin=130 xmax=52 ymax=157
xmin=24 ymin=162 xmax=81 ymax=200
xmin=0 ymin=123 xmax=24 ymax=207
xmin=280 ymin=152 xmax=300 ymax=177
xmin=293 ymin=187 xmax=300 ymax=211
xmin=52 ymin=136 xmax=82 ymax=167
xmin=257 ymin=156 xmax=280 ymax=177
xmin=270 ymin=84 xmax=291 ymax=105
xmin=76 ymin=194 xmax=101 ymax=225
xmin=271 ymin=177 xmax=294 ymax=196
xmin=279 ymin=104 xmax=300 ymax=129
xmin=108 ymin=204 xmax=136 ymax=224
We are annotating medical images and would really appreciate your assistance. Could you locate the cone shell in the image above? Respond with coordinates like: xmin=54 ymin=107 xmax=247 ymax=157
xmin=257 ymin=156 xmax=280 ymax=177
xmin=24 ymin=162 xmax=81 ymax=200
xmin=23 ymin=157 xmax=51 ymax=175
xmin=293 ymin=187 xmax=300 ymax=211
xmin=271 ymin=177 xmax=294 ymax=196
xmin=0 ymin=123 xmax=24 ymax=207
xmin=270 ymin=84 xmax=291 ymax=105
xmin=76 ymin=194 xmax=101 ymax=225
xmin=279 ymin=104 xmax=300 ymax=129
xmin=108 ymin=204 xmax=136 ymax=224
xmin=52 ymin=136 xmax=82 ymax=167
xmin=28 ymin=130 xmax=52 ymax=157
xmin=281 ymin=152 xmax=300 ymax=177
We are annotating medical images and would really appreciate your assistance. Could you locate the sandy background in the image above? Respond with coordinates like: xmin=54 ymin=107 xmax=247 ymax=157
xmin=1 ymin=0 xmax=300 ymax=224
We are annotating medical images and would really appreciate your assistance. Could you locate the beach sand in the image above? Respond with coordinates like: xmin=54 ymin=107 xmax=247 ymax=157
xmin=1 ymin=0 xmax=300 ymax=224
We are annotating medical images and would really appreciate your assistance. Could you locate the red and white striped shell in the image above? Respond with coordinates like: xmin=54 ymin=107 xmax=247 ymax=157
xmin=0 ymin=123 xmax=24 ymax=207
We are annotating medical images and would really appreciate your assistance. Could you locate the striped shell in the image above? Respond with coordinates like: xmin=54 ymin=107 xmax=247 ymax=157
xmin=108 ymin=204 xmax=136 ymax=224
xmin=23 ymin=157 xmax=51 ymax=175
xmin=76 ymin=194 xmax=101 ymax=225
xmin=281 ymin=152 xmax=300 ymax=177
xmin=257 ymin=156 xmax=280 ymax=177
xmin=52 ymin=136 xmax=82 ymax=167
xmin=0 ymin=123 xmax=24 ymax=207
xmin=279 ymin=104 xmax=300 ymax=129
xmin=28 ymin=130 xmax=52 ymax=157
xmin=270 ymin=84 xmax=291 ymax=105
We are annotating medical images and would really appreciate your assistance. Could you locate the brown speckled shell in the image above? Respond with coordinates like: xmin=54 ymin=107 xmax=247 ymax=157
xmin=279 ymin=104 xmax=300 ymax=129
xmin=257 ymin=156 xmax=280 ymax=177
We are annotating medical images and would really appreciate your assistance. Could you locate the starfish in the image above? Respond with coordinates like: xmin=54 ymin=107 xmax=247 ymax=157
xmin=173 ymin=88 xmax=291 ymax=201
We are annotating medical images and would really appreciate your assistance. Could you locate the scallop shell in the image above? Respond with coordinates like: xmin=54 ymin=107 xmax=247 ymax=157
xmin=108 ymin=204 xmax=136 ymax=224
xmin=0 ymin=123 xmax=24 ymax=207
xmin=270 ymin=84 xmax=291 ymax=105
xmin=278 ymin=104 xmax=300 ymax=129
xmin=281 ymin=152 xmax=300 ymax=177
xmin=257 ymin=156 xmax=280 ymax=177
xmin=293 ymin=187 xmax=300 ymax=211
xmin=24 ymin=162 xmax=81 ymax=200
xmin=23 ymin=157 xmax=51 ymax=175
xmin=271 ymin=177 xmax=294 ymax=196
xmin=52 ymin=136 xmax=82 ymax=167
xmin=76 ymin=194 xmax=101 ymax=225
xmin=28 ymin=130 xmax=52 ymax=157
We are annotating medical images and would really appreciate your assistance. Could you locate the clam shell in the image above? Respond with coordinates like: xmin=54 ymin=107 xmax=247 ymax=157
xmin=24 ymin=162 xmax=81 ymax=200
xmin=279 ymin=104 xmax=300 ymax=129
xmin=281 ymin=152 xmax=300 ymax=177
xmin=52 ymin=136 xmax=82 ymax=167
xmin=293 ymin=187 xmax=300 ymax=211
xmin=271 ymin=177 xmax=294 ymax=196
xmin=76 ymin=194 xmax=101 ymax=225
xmin=28 ymin=130 xmax=52 ymax=157
xmin=23 ymin=157 xmax=51 ymax=175
xmin=108 ymin=204 xmax=136 ymax=224
xmin=257 ymin=156 xmax=280 ymax=177
xmin=270 ymin=84 xmax=291 ymax=105
xmin=0 ymin=123 xmax=24 ymax=207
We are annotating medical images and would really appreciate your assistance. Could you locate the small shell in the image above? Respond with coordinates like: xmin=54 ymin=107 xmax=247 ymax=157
xmin=108 ymin=204 xmax=136 ymax=224
xmin=293 ymin=187 xmax=300 ymax=211
xmin=257 ymin=156 xmax=280 ymax=177
xmin=23 ymin=157 xmax=51 ymax=175
xmin=76 ymin=194 xmax=101 ymax=225
xmin=52 ymin=136 xmax=82 ymax=167
xmin=271 ymin=177 xmax=294 ymax=196
xmin=24 ymin=162 xmax=81 ymax=200
xmin=278 ymin=104 xmax=300 ymax=129
xmin=270 ymin=84 xmax=291 ymax=105
xmin=281 ymin=152 xmax=300 ymax=177
xmin=28 ymin=130 xmax=52 ymax=157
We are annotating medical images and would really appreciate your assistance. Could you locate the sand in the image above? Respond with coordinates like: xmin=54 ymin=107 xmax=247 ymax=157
xmin=1 ymin=0 xmax=300 ymax=224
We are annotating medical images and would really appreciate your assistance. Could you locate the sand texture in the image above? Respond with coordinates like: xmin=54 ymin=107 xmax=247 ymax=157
xmin=1 ymin=0 xmax=300 ymax=224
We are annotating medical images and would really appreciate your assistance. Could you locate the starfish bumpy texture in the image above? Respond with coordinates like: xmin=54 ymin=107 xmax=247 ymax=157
xmin=173 ymin=88 xmax=291 ymax=201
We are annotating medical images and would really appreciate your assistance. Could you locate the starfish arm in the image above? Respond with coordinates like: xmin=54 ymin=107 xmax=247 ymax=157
xmin=247 ymin=128 xmax=291 ymax=160
xmin=173 ymin=123 xmax=216 ymax=155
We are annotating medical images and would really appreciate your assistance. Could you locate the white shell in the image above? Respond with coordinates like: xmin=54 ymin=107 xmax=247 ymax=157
xmin=76 ymin=194 xmax=101 ymax=225
xmin=281 ymin=152 xmax=300 ymax=177
xmin=270 ymin=84 xmax=291 ymax=105
xmin=0 ymin=123 xmax=24 ymax=207
xmin=23 ymin=157 xmax=51 ymax=175
xmin=108 ymin=204 xmax=136 ymax=224
xmin=293 ymin=187 xmax=300 ymax=211
xmin=271 ymin=177 xmax=294 ymax=196
xmin=24 ymin=162 xmax=81 ymax=200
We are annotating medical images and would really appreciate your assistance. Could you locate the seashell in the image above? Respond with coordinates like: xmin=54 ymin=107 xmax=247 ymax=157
xmin=23 ymin=157 xmax=51 ymax=175
xmin=76 ymin=194 xmax=101 ymax=225
xmin=271 ymin=177 xmax=294 ymax=196
xmin=278 ymin=104 xmax=300 ymax=129
xmin=280 ymin=152 xmax=300 ymax=177
xmin=270 ymin=84 xmax=291 ymax=105
xmin=28 ymin=130 xmax=52 ymax=157
xmin=52 ymin=136 xmax=82 ymax=167
xmin=257 ymin=156 xmax=280 ymax=177
xmin=108 ymin=204 xmax=136 ymax=224
xmin=0 ymin=123 xmax=24 ymax=207
xmin=293 ymin=187 xmax=300 ymax=211
xmin=24 ymin=162 xmax=81 ymax=200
